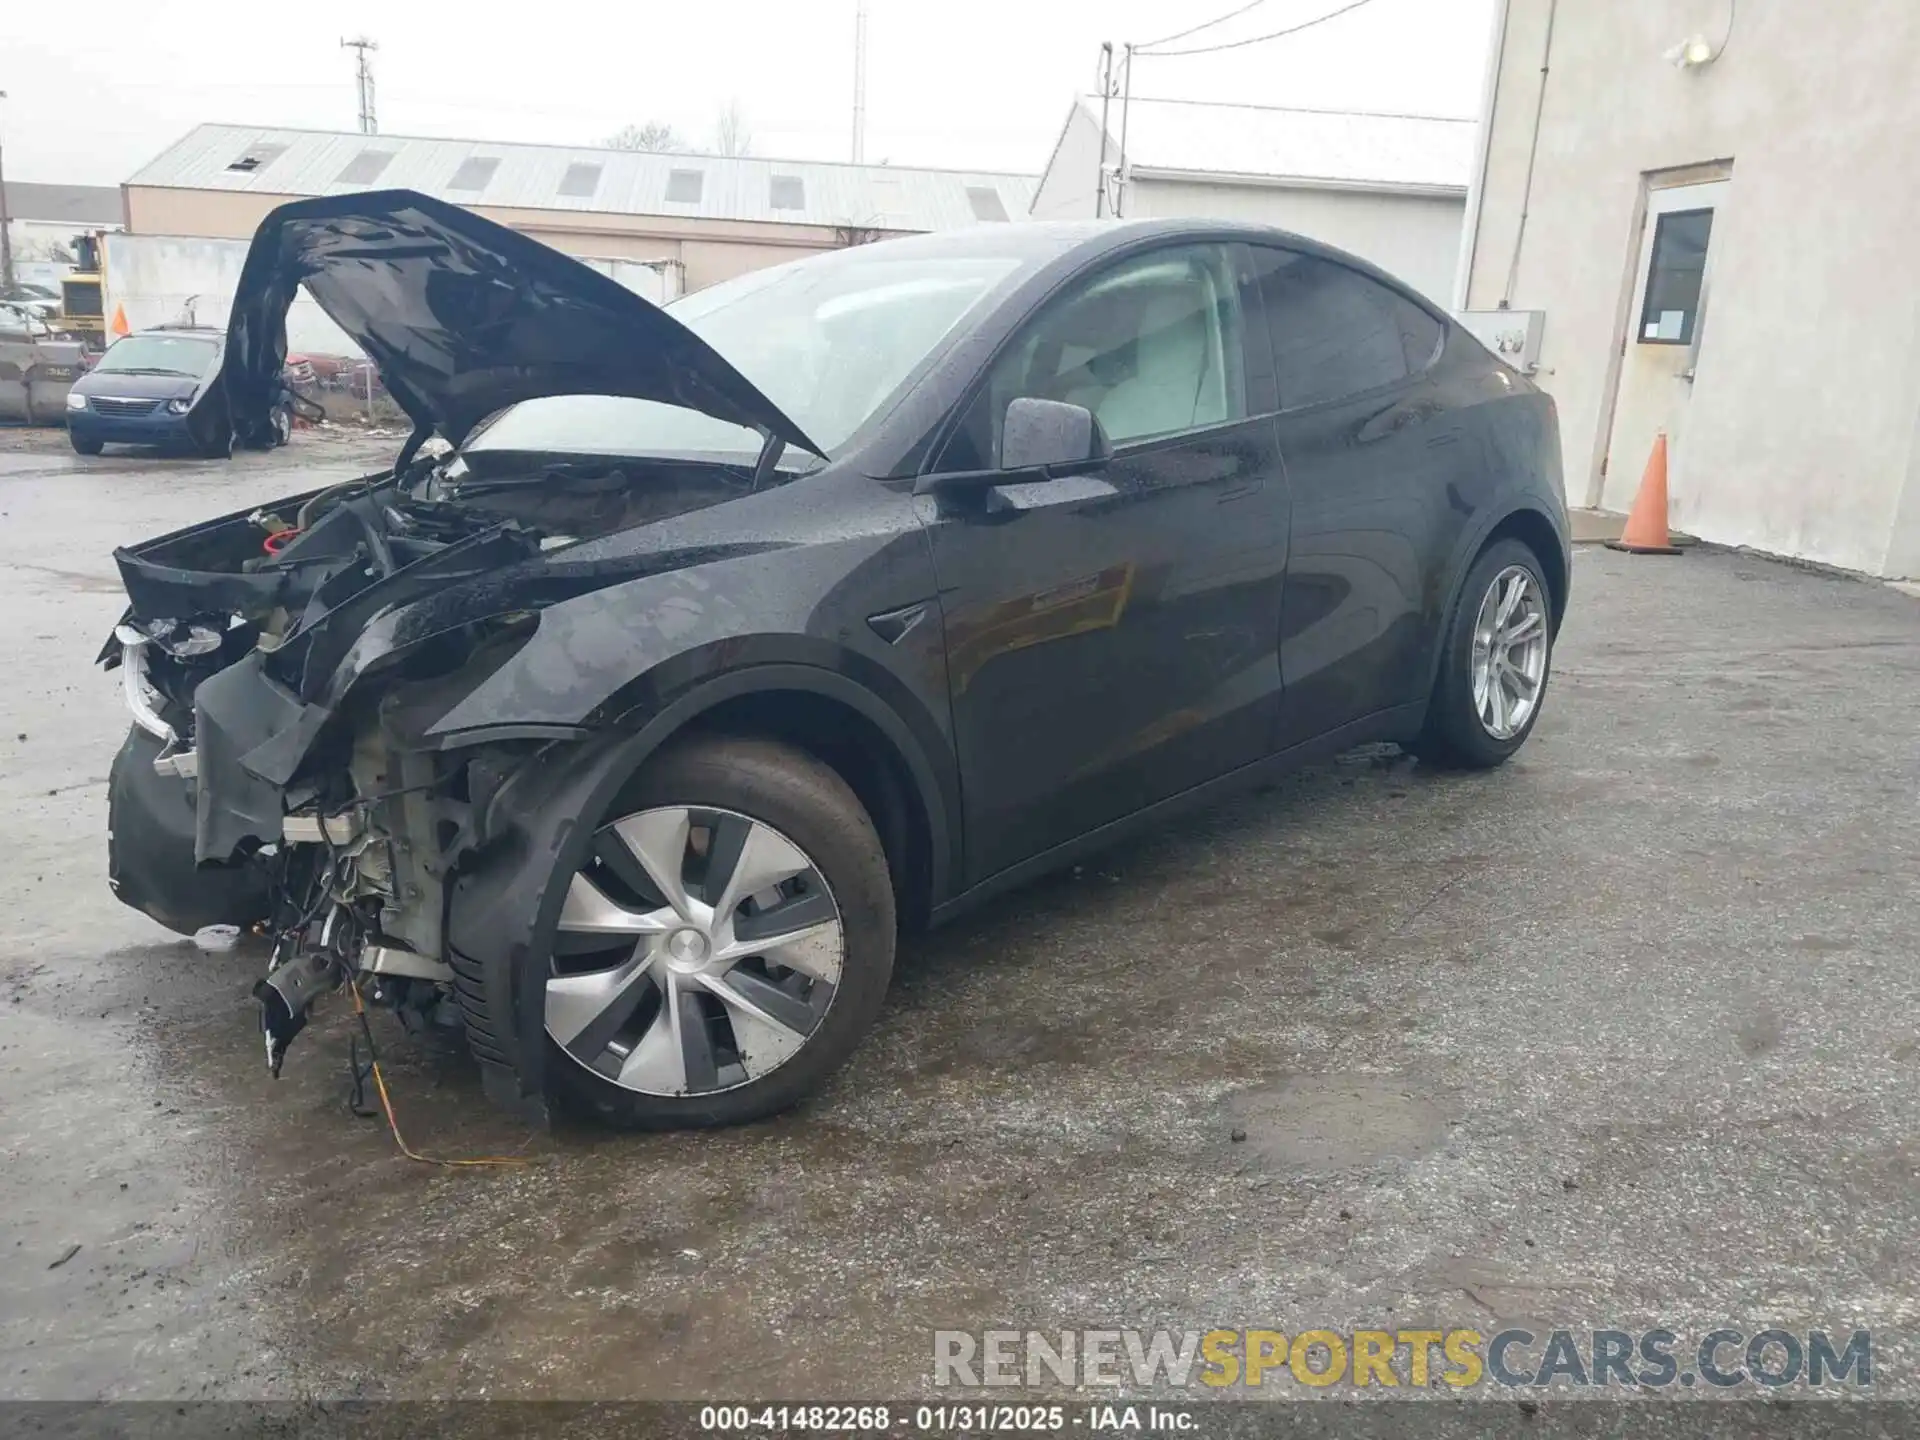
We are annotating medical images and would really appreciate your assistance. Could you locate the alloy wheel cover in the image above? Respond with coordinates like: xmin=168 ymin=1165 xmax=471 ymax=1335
xmin=546 ymin=805 xmax=844 ymax=1096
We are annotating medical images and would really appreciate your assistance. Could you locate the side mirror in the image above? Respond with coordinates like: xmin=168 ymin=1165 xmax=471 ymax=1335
xmin=1001 ymin=397 xmax=1111 ymax=474
xmin=914 ymin=397 xmax=1112 ymax=496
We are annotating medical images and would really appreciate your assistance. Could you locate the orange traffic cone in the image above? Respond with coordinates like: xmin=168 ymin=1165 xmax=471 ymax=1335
xmin=110 ymin=305 xmax=131 ymax=338
xmin=1608 ymin=431 xmax=1682 ymax=555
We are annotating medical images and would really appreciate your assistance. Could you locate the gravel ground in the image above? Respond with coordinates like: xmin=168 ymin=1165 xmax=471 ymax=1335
xmin=0 ymin=426 xmax=1915 ymax=1430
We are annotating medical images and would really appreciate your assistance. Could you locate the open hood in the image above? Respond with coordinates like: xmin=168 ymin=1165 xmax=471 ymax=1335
xmin=223 ymin=189 xmax=822 ymax=455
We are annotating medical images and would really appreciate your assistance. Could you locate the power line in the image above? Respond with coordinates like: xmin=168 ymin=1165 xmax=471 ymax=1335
xmin=1137 ymin=0 xmax=1273 ymax=52
xmin=1137 ymin=0 xmax=1380 ymax=57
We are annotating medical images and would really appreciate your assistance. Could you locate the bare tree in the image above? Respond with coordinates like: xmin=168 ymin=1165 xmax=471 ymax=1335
xmin=606 ymin=121 xmax=685 ymax=152
xmin=712 ymin=101 xmax=753 ymax=157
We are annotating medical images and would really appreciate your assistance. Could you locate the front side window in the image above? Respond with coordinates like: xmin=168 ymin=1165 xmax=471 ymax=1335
xmin=948 ymin=244 xmax=1247 ymax=469
xmin=1249 ymin=248 xmax=1435 ymax=411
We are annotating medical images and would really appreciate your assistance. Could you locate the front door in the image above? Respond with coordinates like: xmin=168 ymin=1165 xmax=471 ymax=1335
xmin=919 ymin=243 xmax=1291 ymax=885
xmin=1599 ymin=174 xmax=1731 ymax=516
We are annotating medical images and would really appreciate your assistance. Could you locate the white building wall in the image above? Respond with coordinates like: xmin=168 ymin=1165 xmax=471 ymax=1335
xmin=1129 ymin=177 xmax=1465 ymax=303
xmin=1465 ymin=0 xmax=1920 ymax=577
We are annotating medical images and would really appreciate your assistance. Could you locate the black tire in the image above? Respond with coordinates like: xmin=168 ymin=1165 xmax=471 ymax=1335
xmin=548 ymin=734 xmax=896 ymax=1130
xmin=270 ymin=403 xmax=294 ymax=447
xmin=199 ymin=426 xmax=233 ymax=460
xmin=70 ymin=434 xmax=104 ymax=456
xmin=1410 ymin=537 xmax=1554 ymax=770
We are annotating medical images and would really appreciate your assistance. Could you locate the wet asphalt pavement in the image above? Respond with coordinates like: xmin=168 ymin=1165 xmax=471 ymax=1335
xmin=1 ymin=427 xmax=1917 ymax=1410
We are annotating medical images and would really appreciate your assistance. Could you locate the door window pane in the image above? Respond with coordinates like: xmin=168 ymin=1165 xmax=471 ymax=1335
xmin=984 ymin=245 xmax=1246 ymax=456
xmin=1639 ymin=207 xmax=1713 ymax=345
xmin=1249 ymin=248 xmax=1414 ymax=410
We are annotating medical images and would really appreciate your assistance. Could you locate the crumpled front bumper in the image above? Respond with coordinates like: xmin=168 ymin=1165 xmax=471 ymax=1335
xmin=107 ymin=727 xmax=272 ymax=936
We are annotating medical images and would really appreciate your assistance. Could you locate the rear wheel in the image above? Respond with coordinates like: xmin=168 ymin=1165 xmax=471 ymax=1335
xmin=1411 ymin=538 xmax=1554 ymax=769
xmin=270 ymin=403 xmax=293 ymax=447
xmin=543 ymin=735 xmax=896 ymax=1129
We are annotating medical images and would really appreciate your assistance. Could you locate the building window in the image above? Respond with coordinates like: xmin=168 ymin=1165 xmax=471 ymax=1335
xmin=225 ymin=143 xmax=287 ymax=174
xmin=1639 ymin=207 xmax=1714 ymax=345
xmin=665 ymin=169 xmax=705 ymax=204
xmin=769 ymin=175 xmax=805 ymax=211
xmin=965 ymin=186 xmax=1010 ymax=222
xmin=558 ymin=163 xmax=603 ymax=198
xmin=447 ymin=157 xmax=501 ymax=192
xmin=335 ymin=150 xmax=395 ymax=185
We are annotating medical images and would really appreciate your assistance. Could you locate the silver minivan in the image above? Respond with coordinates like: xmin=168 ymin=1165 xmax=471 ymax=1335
xmin=0 ymin=301 xmax=87 ymax=425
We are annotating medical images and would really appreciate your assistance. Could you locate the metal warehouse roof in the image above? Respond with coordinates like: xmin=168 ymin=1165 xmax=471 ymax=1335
xmin=126 ymin=123 xmax=1036 ymax=232
xmin=3 ymin=182 xmax=124 ymax=225
xmin=1086 ymin=97 xmax=1473 ymax=194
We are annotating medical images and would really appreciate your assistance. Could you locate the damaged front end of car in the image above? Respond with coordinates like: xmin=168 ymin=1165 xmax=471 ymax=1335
xmin=106 ymin=479 xmax=556 ymax=1077
xmin=101 ymin=189 xmax=823 ymax=1119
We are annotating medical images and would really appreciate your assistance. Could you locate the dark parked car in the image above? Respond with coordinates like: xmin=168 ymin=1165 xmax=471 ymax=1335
xmin=66 ymin=325 xmax=296 ymax=456
xmin=103 ymin=190 xmax=1567 ymax=1130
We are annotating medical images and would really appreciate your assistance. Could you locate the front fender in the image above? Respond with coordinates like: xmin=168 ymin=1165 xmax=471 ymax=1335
xmin=416 ymin=534 xmax=959 ymax=893
xmin=443 ymin=658 xmax=958 ymax=1123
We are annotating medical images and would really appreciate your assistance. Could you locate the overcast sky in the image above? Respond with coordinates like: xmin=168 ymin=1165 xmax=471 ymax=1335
xmin=2 ymin=0 xmax=1494 ymax=183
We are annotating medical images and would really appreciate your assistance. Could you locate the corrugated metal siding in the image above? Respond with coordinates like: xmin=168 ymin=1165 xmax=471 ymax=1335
xmin=127 ymin=124 xmax=1037 ymax=232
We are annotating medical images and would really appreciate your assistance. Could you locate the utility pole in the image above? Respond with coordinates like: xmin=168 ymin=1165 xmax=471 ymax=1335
xmin=1116 ymin=44 xmax=1134 ymax=218
xmin=0 ymin=90 xmax=14 ymax=296
xmin=1095 ymin=45 xmax=1112 ymax=218
xmin=851 ymin=2 xmax=868 ymax=164
xmin=341 ymin=37 xmax=378 ymax=135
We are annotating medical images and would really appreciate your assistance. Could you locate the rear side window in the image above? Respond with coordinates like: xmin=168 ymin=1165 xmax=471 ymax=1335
xmin=1248 ymin=248 xmax=1437 ymax=410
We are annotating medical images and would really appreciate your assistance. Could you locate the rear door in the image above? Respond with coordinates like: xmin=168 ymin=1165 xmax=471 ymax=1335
xmin=921 ymin=242 xmax=1290 ymax=884
xmin=1244 ymin=247 xmax=1458 ymax=749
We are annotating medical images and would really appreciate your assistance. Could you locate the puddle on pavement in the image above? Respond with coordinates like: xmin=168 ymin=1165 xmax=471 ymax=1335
xmin=1223 ymin=1074 xmax=1451 ymax=1172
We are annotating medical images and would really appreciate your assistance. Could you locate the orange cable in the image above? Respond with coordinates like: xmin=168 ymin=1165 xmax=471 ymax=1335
xmin=348 ymin=979 xmax=534 ymax=1169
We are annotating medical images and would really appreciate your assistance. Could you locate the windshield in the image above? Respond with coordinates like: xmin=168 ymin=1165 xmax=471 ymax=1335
xmin=463 ymin=250 xmax=1022 ymax=462
xmin=95 ymin=333 xmax=221 ymax=377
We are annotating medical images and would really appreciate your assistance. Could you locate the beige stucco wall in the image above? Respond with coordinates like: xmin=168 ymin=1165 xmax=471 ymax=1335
xmin=1132 ymin=177 xmax=1465 ymax=304
xmin=122 ymin=185 xmax=860 ymax=294
xmin=1464 ymin=0 xmax=1920 ymax=576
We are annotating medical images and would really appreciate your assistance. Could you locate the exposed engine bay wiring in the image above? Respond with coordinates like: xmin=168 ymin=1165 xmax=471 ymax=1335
xmin=252 ymin=799 xmax=533 ymax=1168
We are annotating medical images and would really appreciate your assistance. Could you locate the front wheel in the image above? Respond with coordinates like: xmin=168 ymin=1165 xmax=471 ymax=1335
xmin=1411 ymin=538 xmax=1554 ymax=769
xmin=270 ymin=403 xmax=293 ymax=447
xmin=70 ymin=433 xmax=104 ymax=456
xmin=542 ymin=735 xmax=896 ymax=1130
